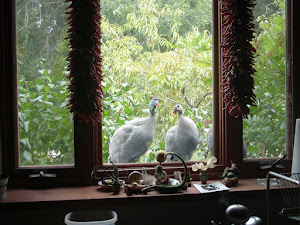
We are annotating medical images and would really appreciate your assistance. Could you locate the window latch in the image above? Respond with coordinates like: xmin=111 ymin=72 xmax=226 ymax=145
xmin=29 ymin=171 xmax=57 ymax=178
xmin=260 ymin=153 xmax=287 ymax=170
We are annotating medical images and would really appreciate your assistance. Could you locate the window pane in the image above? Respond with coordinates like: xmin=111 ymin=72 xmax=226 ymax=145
xmin=243 ymin=0 xmax=286 ymax=158
xmin=17 ymin=0 xmax=74 ymax=166
xmin=101 ymin=0 xmax=213 ymax=163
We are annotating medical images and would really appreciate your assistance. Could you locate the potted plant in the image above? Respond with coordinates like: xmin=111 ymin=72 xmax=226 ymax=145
xmin=110 ymin=162 xmax=121 ymax=194
xmin=91 ymin=162 xmax=122 ymax=194
xmin=192 ymin=156 xmax=217 ymax=184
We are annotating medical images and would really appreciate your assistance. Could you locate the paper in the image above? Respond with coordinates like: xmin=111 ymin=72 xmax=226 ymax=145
xmin=194 ymin=182 xmax=230 ymax=193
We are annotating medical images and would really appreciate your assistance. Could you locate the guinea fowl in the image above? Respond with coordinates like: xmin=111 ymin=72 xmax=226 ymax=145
xmin=165 ymin=104 xmax=199 ymax=161
xmin=207 ymin=126 xmax=248 ymax=158
xmin=109 ymin=98 xmax=161 ymax=163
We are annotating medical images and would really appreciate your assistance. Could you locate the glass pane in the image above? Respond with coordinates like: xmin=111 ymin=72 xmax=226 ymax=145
xmin=101 ymin=0 xmax=213 ymax=163
xmin=17 ymin=0 xmax=74 ymax=166
xmin=243 ymin=0 xmax=286 ymax=158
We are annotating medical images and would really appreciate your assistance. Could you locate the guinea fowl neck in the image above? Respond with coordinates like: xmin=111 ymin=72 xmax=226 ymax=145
xmin=150 ymin=107 xmax=156 ymax=117
xmin=177 ymin=113 xmax=184 ymax=125
xmin=177 ymin=112 xmax=183 ymax=118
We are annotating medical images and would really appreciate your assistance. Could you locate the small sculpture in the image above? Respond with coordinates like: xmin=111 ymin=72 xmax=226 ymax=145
xmin=141 ymin=167 xmax=156 ymax=186
xmin=221 ymin=161 xmax=240 ymax=187
xmin=125 ymin=182 xmax=147 ymax=196
xmin=91 ymin=162 xmax=123 ymax=194
xmin=125 ymin=171 xmax=148 ymax=196
xmin=154 ymin=164 xmax=169 ymax=185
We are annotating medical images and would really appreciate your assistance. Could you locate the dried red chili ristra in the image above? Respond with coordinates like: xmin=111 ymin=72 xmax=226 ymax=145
xmin=66 ymin=0 xmax=104 ymax=123
xmin=221 ymin=0 xmax=256 ymax=118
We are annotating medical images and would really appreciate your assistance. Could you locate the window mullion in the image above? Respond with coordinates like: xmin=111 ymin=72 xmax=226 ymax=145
xmin=285 ymin=0 xmax=293 ymax=158
xmin=75 ymin=120 xmax=101 ymax=185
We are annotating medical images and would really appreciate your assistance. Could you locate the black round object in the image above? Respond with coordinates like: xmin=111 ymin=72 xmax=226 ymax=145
xmin=245 ymin=216 xmax=262 ymax=225
xmin=225 ymin=204 xmax=250 ymax=224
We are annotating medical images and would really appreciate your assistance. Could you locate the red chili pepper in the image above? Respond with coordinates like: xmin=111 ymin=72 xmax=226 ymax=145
xmin=220 ymin=0 xmax=256 ymax=118
xmin=66 ymin=0 xmax=104 ymax=123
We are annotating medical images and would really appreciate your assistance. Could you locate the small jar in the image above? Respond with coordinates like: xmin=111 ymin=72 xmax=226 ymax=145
xmin=199 ymin=171 xmax=208 ymax=184
xmin=112 ymin=182 xmax=121 ymax=194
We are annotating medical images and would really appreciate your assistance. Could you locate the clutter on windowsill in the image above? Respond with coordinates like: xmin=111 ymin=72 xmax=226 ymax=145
xmin=124 ymin=151 xmax=189 ymax=195
xmin=1 ymin=178 xmax=271 ymax=205
xmin=91 ymin=151 xmax=189 ymax=195
xmin=140 ymin=151 xmax=189 ymax=194
xmin=91 ymin=162 xmax=124 ymax=194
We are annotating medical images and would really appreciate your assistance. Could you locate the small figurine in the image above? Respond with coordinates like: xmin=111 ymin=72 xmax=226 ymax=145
xmin=221 ymin=161 xmax=240 ymax=187
xmin=139 ymin=167 xmax=155 ymax=186
xmin=125 ymin=171 xmax=148 ymax=196
xmin=125 ymin=182 xmax=148 ymax=196
xmin=91 ymin=162 xmax=123 ymax=194
xmin=154 ymin=164 xmax=169 ymax=185
xmin=142 ymin=151 xmax=189 ymax=194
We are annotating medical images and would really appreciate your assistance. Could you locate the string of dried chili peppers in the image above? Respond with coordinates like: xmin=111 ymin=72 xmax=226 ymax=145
xmin=66 ymin=0 xmax=103 ymax=123
xmin=221 ymin=0 xmax=256 ymax=118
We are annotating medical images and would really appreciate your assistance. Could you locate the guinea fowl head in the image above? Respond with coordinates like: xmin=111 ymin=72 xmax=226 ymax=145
xmin=149 ymin=98 xmax=161 ymax=116
xmin=173 ymin=104 xmax=184 ymax=116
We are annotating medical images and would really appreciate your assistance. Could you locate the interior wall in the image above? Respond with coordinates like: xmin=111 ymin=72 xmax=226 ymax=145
xmin=0 ymin=128 xmax=2 ymax=175
xmin=0 ymin=191 xmax=298 ymax=225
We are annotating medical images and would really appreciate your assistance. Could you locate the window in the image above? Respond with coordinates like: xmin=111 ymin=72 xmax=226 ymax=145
xmin=220 ymin=0 xmax=298 ymax=173
xmin=1 ymin=0 xmax=298 ymax=187
xmin=225 ymin=0 xmax=298 ymax=174
xmin=101 ymin=0 xmax=213 ymax=164
xmin=17 ymin=0 xmax=74 ymax=167
xmin=243 ymin=0 xmax=287 ymax=159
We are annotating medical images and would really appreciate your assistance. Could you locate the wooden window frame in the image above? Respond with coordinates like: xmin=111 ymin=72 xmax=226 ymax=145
xmin=1 ymin=0 xmax=299 ymax=188
xmin=0 ymin=0 xmax=101 ymax=187
xmin=235 ymin=0 xmax=298 ymax=177
xmin=218 ymin=0 xmax=300 ymax=178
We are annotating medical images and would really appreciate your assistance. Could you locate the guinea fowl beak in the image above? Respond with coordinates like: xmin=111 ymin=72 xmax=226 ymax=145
xmin=173 ymin=106 xmax=178 ymax=115
xmin=155 ymin=98 xmax=162 ymax=107
xmin=172 ymin=106 xmax=182 ymax=115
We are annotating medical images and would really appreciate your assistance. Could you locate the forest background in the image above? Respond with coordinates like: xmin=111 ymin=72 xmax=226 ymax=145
xmin=16 ymin=0 xmax=286 ymax=165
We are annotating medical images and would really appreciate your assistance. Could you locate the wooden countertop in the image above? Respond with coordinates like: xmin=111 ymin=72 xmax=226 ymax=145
xmin=0 ymin=178 xmax=268 ymax=205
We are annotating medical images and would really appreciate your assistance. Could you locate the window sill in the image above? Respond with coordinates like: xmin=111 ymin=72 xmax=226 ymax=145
xmin=0 ymin=178 xmax=267 ymax=206
xmin=1 ymin=178 xmax=292 ymax=225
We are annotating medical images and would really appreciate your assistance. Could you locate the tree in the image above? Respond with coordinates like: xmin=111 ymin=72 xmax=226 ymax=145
xmin=17 ymin=0 xmax=287 ymax=165
xmin=101 ymin=0 xmax=213 ymax=163
xmin=18 ymin=67 xmax=73 ymax=165
xmin=17 ymin=0 xmax=69 ymax=80
xmin=243 ymin=0 xmax=286 ymax=158
xmin=17 ymin=0 xmax=73 ymax=165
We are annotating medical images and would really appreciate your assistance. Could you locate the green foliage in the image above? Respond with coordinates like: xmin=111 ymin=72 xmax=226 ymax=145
xmin=101 ymin=0 xmax=213 ymax=163
xmin=18 ymin=64 xmax=74 ymax=166
xmin=243 ymin=0 xmax=286 ymax=158
xmin=16 ymin=0 xmax=69 ymax=80
xmin=17 ymin=0 xmax=287 ymax=165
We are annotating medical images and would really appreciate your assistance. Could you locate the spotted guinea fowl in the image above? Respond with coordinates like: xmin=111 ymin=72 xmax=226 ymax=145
xmin=109 ymin=98 xmax=161 ymax=163
xmin=165 ymin=104 xmax=199 ymax=161
xmin=207 ymin=126 xmax=248 ymax=157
